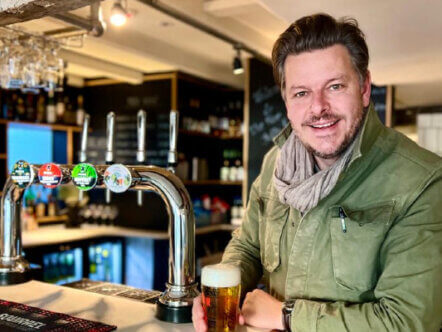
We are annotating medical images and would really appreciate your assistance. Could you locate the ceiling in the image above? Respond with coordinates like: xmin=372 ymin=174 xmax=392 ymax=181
xmin=14 ymin=0 xmax=442 ymax=108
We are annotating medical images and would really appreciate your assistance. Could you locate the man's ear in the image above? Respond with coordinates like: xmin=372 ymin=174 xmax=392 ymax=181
xmin=362 ymin=71 xmax=371 ymax=108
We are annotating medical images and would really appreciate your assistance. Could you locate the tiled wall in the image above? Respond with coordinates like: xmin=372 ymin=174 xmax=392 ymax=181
xmin=417 ymin=113 xmax=442 ymax=156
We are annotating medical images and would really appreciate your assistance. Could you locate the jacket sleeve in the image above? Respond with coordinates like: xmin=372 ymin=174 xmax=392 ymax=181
xmin=291 ymin=169 xmax=442 ymax=332
xmin=222 ymin=180 xmax=263 ymax=298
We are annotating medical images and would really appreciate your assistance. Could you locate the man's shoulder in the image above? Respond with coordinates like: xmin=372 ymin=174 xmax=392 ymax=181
xmin=369 ymin=128 xmax=442 ymax=215
xmin=251 ymin=145 xmax=280 ymax=195
xmin=384 ymin=127 xmax=441 ymax=175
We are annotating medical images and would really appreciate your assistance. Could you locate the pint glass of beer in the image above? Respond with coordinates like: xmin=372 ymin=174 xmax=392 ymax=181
xmin=201 ymin=264 xmax=241 ymax=332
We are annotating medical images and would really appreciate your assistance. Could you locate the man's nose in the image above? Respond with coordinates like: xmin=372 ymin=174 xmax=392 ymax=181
xmin=310 ymin=91 xmax=330 ymax=116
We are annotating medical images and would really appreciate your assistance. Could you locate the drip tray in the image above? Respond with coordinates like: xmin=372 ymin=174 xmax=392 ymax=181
xmin=63 ymin=279 xmax=161 ymax=304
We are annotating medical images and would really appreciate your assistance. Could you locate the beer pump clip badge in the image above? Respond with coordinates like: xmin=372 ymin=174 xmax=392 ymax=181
xmin=11 ymin=160 xmax=34 ymax=188
xmin=72 ymin=163 xmax=98 ymax=191
xmin=103 ymin=164 xmax=132 ymax=193
xmin=38 ymin=163 xmax=62 ymax=188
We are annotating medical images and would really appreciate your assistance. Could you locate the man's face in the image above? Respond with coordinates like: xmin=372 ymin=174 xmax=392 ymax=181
xmin=283 ymin=44 xmax=371 ymax=161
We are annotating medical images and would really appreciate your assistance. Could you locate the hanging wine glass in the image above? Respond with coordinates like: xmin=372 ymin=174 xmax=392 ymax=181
xmin=7 ymin=36 xmax=24 ymax=89
xmin=0 ymin=38 xmax=10 ymax=89
xmin=21 ymin=37 xmax=44 ymax=92
xmin=55 ymin=58 xmax=65 ymax=92
xmin=43 ymin=43 xmax=60 ymax=91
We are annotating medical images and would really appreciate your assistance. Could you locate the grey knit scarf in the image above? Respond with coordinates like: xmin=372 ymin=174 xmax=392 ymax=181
xmin=273 ymin=131 xmax=358 ymax=214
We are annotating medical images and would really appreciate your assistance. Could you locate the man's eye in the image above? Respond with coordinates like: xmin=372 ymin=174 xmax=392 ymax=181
xmin=294 ymin=91 xmax=307 ymax=98
xmin=330 ymin=84 xmax=342 ymax=91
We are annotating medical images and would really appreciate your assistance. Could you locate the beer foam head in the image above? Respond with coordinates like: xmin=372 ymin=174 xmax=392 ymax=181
xmin=201 ymin=264 xmax=240 ymax=288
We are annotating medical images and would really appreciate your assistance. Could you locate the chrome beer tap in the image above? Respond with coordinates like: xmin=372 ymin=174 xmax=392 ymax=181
xmin=0 ymin=161 xmax=72 ymax=285
xmin=3 ymin=158 xmax=198 ymax=322
xmin=136 ymin=110 xmax=147 ymax=207
xmin=0 ymin=178 xmax=31 ymax=285
xmin=103 ymin=163 xmax=198 ymax=323
xmin=105 ymin=112 xmax=115 ymax=204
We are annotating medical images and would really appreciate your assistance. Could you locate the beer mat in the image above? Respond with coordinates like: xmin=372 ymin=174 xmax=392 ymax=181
xmin=0 ymin=299 xmax=117 ymax=331
xmin=62 ymin=279 xmax=161 ymax=304
xmin=62 ymin=279 xmax=103 ymax=290
xmin=86 ymin=284 xmax=129 ymax=296
xmin=117 ymin=289 xmax=161 ymax=302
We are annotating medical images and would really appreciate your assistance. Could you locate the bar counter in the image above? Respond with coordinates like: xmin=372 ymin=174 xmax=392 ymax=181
xmin=1 ymin=280 xmax=267 ymax=331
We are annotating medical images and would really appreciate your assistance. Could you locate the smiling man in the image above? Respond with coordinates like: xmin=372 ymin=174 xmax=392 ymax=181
xmin=192 ymin=14 xmax=442 ymax=332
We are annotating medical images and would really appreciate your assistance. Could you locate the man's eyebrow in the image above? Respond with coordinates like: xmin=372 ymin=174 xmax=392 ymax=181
xmin=288 ymin=75 xmax=348 ymax=92
xmin=288 ymin=84 xmax=309 ymax=92
xmin=325 ymin=75 xmax=347 ymax=85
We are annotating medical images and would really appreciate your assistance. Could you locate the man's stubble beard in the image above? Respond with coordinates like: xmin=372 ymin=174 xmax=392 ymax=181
xmin=295 ymin=106 xmax=367 ymax=160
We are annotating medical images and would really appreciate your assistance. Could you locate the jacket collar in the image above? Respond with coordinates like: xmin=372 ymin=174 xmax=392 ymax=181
xmin=272 ymin=103 xmax=384 ymax=163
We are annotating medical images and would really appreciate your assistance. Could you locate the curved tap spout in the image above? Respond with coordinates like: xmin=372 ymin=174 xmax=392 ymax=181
xmin=0 ymin=178 xmax=30 ymax=284
xmin=104 ymin=164 xmax=198 ymax=322
xmin=1 ymin=163 xmax=75 ymax=285
xmin=131 ymin=166 xmax=196 ymax=289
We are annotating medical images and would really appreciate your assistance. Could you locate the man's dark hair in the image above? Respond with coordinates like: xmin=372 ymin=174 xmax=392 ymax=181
xmin=272 ymin=13 xmax=369 ymax=98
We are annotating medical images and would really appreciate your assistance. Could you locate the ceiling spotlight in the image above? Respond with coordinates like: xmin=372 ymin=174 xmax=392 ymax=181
xmin=233 ymin=46 xmax=244 ymax=75
xmin=110 ymin=0 xmax=128 ymax=27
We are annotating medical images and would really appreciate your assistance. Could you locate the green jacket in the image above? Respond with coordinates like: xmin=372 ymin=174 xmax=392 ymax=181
xmin=222 ymin=105 xmax=442 ymax=331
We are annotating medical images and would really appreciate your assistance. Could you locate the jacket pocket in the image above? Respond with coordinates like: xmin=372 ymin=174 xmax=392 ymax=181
xmin=259 ymin=197 xmax=289 ymax=273
xmin=329 ymin=201 xmax=395 ymax=291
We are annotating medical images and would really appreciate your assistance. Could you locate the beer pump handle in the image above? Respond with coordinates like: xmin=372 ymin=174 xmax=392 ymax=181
xmin=137 ymin=110 xmax=147 ymax=206
xmin=105 ymin=112 xmax=115 ymax=164
xmin=168 ymin=110 xmax=179 ymax=173
xmin=79 ymin=114 xmax=90 ymax=163
xmin=78 ymin=114 xmax=90 ymax=203
xmin=137 ymin=110 xmax=147 ymax=164
xmin=105 ymin=112 xmax=116 ymax=204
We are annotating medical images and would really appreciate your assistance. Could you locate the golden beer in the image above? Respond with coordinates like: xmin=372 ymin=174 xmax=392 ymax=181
xmin=201 ymin=264 xmax=241 ymax=332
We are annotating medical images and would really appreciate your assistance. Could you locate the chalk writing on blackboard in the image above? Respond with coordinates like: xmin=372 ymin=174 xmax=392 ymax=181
xmin=252 ymin=85 xmax=280 ymax=104
xmin=249 ymin=85 xmax=287 ymax=145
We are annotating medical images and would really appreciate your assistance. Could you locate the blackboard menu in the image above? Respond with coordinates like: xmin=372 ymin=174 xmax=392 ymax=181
xmin=371 ymin=84 xmax=387 ymax=125
xmin=83 ymin=80 xmax=171 ymax=167
xmin=247 ymin=58 xmax=287 ymax=197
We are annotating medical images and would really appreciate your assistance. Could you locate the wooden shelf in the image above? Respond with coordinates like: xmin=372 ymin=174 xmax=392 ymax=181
xmin=183 ymin=180 xmax=242 ymax=186
xmin=179 ymin=129 xmax=242 ymax=140
xmin=36 ymin=214 xmax=69 ymax=224
xmin=0 ymin=119 xmax=83 ymax=132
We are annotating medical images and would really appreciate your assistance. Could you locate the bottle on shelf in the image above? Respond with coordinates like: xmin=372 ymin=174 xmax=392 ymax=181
xmin=2 ymin=92 xmax=10 ymax=119
xmin=63 ymin=96 xmax=76 ymax=124
xmin=235 ymin=159 xmax=244 ymax=181
xmin=25 ymin=93 xmax=36 ymax=122
xmin=56 ymin=91 xmax=65 ymax=123
xmin=46 ymin=89 xmax=57 ymax=124
xmin=228 ymin=160 xmax=237 ymax=182
xmin=230 ymin=196 xmax=243 ymax=226
xmin=36 ymin=94 xmax=46 ymax=123
xmin=47 ymin=194 xmax=57 ymax=217
xmin=220 ymin=159 xmax=230 ymax=181
xmin=220 ymin=105 xmax=229 ymax=135
xmin=15 ymin=96 xmax=26 ymax=121
xmin=35 ymin=192 xmax=46 ymax=218
xmin=7 ymin=93 xmax=18 ymax=120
